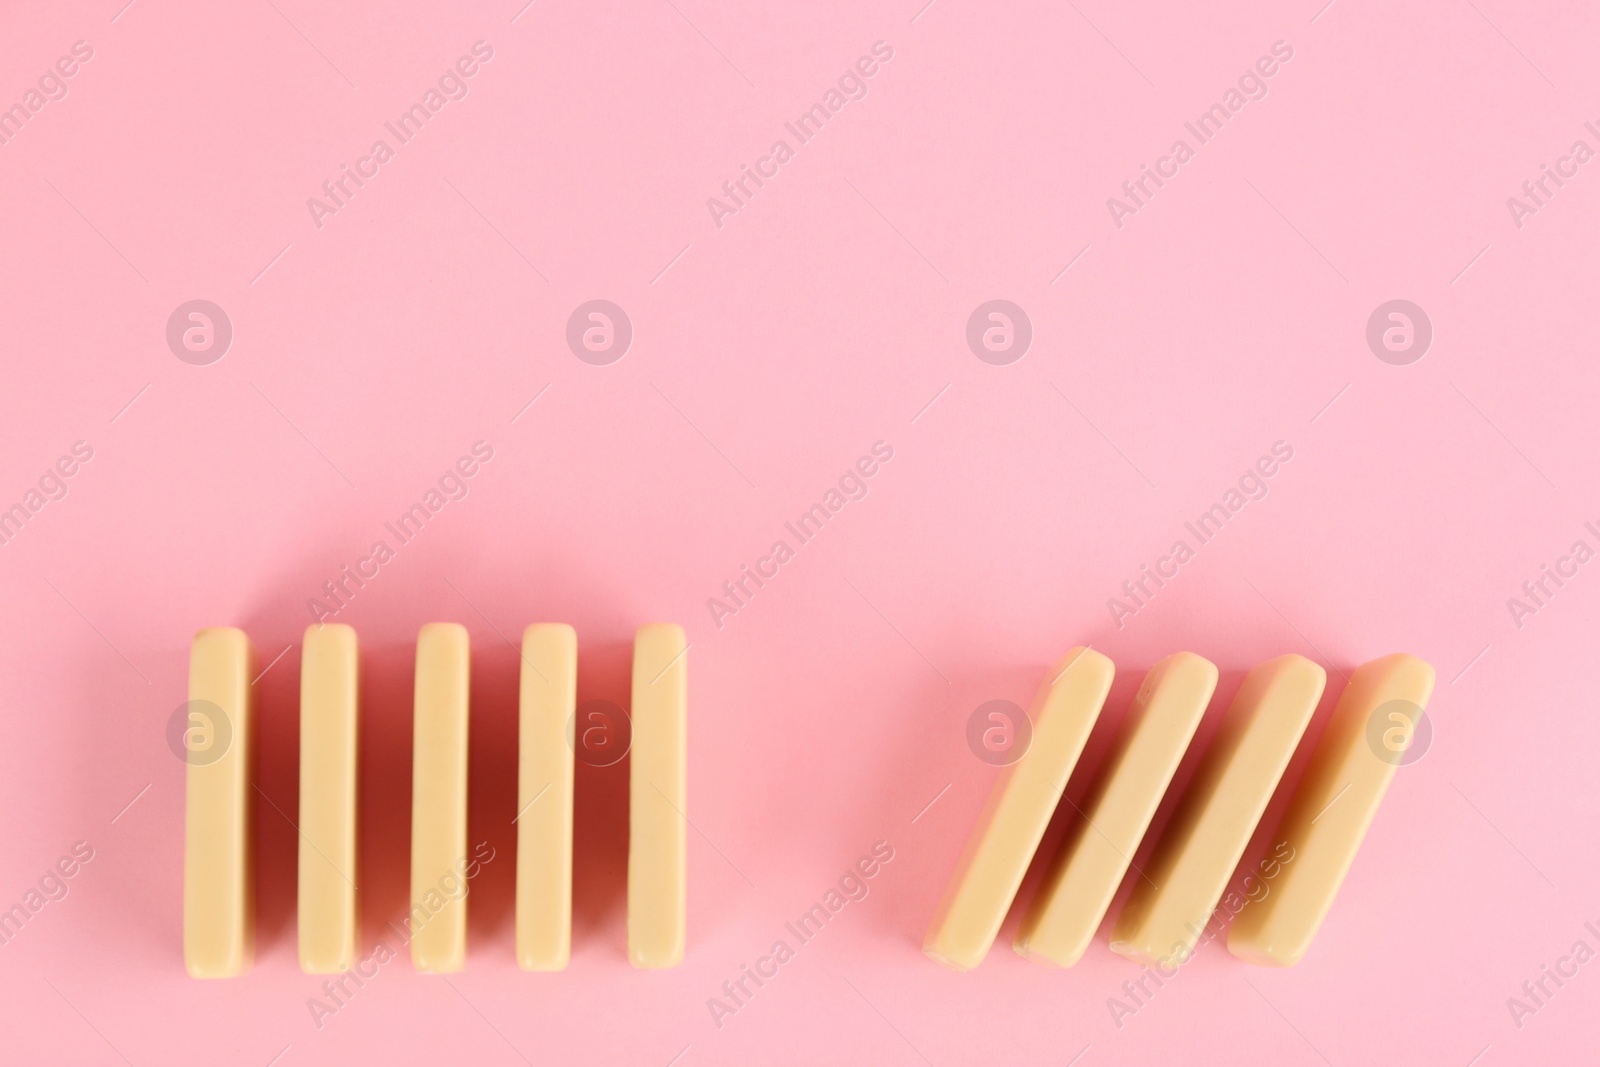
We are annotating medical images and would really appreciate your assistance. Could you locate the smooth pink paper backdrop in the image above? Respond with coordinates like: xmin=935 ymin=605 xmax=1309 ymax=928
xmin=2 ymin=0 xmax=1597 ymax=1063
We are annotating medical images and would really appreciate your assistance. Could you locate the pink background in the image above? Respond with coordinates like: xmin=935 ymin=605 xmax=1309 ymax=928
xmin=2 ymin=0 xmax=1596 ymax=1063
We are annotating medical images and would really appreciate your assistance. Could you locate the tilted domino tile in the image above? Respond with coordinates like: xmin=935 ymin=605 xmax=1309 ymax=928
xmin=516 ymin=624 xmax=576 ymax=971
xmin=1228 ymin=653 xmax=1435 ymax=966
xmin=1016 ymin=652 xmax=1217 ymax=967
xmin=629 ymin=623 xmax=688 ymax=969
xmin=924 ymin=647 xmax=1115 ymax=971
xmin=298 ymin=624 xmax=359 ymax=974
xmin=183 ymin=628 xmax=257 ymax=978
xmin=1110 ymin=654 xmax=1325 ymax=966
xmin=410 ymin=623 xmax=470 ymax=973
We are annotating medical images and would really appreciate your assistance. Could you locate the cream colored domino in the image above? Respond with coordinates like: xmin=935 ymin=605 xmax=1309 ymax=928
xmin=410 ymin=623 xmax=470 ymax=973
xmin=1110 ymin=654 xmax=1325 ymax=966
xmin=924 ymin=647 xmax=1115 ymax=971
xmin=1228 ymin=653 xmax=1435 ymax=967
xmin=183 ymin=627 xmax=257 ymax=978
xmin=516 ymin=624 xmax=577 ymax=971
xmin=628 ymin=623 xmax=688 ymax=969
xmin=1016 ymin=651 xmax=1216 ymax=967
xmin=298 ymin=624 xmax=360 ymax=974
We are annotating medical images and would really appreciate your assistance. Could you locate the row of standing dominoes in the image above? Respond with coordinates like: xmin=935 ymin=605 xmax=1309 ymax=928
xmin=925 ymin=649 xmax=1434 ymax=971
xmin=182 ymin=622 xmax=687 ymax=977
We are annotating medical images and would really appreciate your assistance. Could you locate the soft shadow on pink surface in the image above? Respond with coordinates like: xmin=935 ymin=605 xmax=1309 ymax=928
xmin=570 ymin=639 xmax=633 ymax=956
xmin=911 ymin=657 xmax=1356 ymax=962
xmin=463 ymin=638 xmax=518 ymax=950
xmin=250 ymin=638 xmax=302 ymax=955
xmin=1011 ymin=666 xmax=1146 ymax=945
xmin=894 ymin=642 xmax=1134 ymax=955
xmin=1026 ymin=661 xmax=1352 ymax=956
xmin=328 ymin=643 xmax=397 ymax=958
xmin=236 ymin=632 xmax=639 ymax=964
xmin=1078 ymin=664 xmax=1255 ymax=946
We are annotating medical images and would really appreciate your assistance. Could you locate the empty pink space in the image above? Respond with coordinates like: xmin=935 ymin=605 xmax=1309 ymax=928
xmin=1 ymin=0 xmax=1596 ymax=1062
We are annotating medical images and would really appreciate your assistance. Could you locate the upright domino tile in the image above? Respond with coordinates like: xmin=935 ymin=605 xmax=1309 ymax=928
xmin=410 ymin=623 xmax=470 ymax=972
xmin=1110 ymin=654 xmax=1325 ymax=966
xmin=1228 ymin=653 xmax=1435 ymax=966
xmin=516 ymin=624 xmax=577 ymax=971
xmin=1016 ymin=651 xmax=1217 ymax=967
xmin=628 ymin=623 xmax=688 ymax=969
xmin=298 ymin=624 xmax=360 ymax=973
xmin=183 ymin=627 xmax=257 ymax=978
xmin=924 ymin=647 xmax=1115 ymax=971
